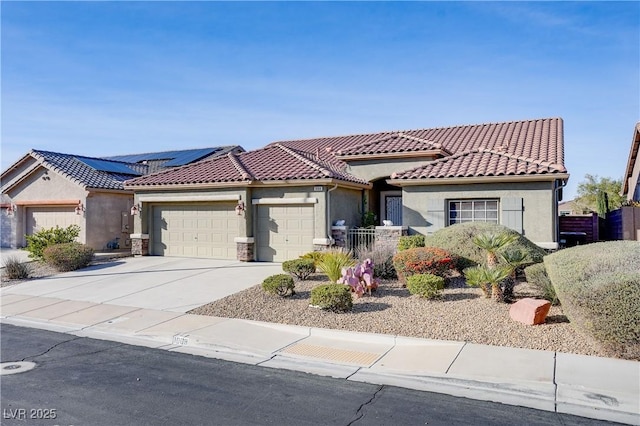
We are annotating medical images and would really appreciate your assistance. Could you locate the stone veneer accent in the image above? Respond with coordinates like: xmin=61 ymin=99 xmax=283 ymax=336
xmin=375 ymin=226 xmax=408 ymax=249
xmin=331 ymin=226 xmax=347 ymax=248
xmin=130 ymin=234 xmax=149 ymax=256
xmin=234 ymin=237 xmax=254 ymax=262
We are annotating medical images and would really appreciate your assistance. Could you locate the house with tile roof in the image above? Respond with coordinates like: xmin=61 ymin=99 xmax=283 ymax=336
xmin=0 ymin=146 xmax=243 ymax=249
xmin=622 ymin=122 xmax=640 ymax=203
xmin=124 ymin=118 xmax=569 ymax=262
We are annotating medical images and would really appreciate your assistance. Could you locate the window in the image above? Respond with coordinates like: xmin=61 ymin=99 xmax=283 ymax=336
xmin=449 ymin=199 xmax=498 ymax=225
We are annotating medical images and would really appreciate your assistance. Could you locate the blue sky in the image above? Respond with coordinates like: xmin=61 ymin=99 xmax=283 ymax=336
xmin=1 ymin=1 xmax=638 ymax=200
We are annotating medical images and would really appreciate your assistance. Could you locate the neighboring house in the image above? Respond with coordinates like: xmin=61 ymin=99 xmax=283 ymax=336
xmin=0 ymin=146 xmax=243 ymax=249
xmin=622 ymin=122 xmax=640 ymax=202
xmin=124 ymin=118 xmax=568 ymax=262
xmin=558 ymin=199 xmax=588 ymax=216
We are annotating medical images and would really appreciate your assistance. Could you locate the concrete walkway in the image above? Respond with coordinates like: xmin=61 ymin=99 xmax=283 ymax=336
xmin=0 ymin=258 xmax=638 ymax=425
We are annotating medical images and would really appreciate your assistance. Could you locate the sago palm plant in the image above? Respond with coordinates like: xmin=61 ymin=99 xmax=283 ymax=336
xmin=472 ymin=232 xmax=519 ymax=268
xmin=464 ymin=264 xmax=511 ymax=301
xmin=500 ymin=248 xmax=529 ymax=301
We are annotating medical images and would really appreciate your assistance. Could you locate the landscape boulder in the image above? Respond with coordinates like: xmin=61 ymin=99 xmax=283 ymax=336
xmin=509 ymin=298 xmax=551 ymax=325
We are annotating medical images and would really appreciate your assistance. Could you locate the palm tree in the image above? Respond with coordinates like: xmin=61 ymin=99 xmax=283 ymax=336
xmin=500 ymin=248 xmax=529 ymax=301
xmin=472 ymin=232 xmax=519 ymax=268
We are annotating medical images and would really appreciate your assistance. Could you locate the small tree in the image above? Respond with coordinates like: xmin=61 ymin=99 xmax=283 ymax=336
xmin=596 ymin=190 xmax=609 ymax=218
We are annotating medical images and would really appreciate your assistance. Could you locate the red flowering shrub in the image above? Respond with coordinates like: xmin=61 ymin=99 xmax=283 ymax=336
xmin=392 ymin=247 xmax=457 ymax=283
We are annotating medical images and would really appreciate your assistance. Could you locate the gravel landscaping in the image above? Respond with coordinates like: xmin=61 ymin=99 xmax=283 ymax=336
xmin=3 ymin=260 xmax=610 ymax=358
xmin=190 ymin=273 xmax=610 ymax=358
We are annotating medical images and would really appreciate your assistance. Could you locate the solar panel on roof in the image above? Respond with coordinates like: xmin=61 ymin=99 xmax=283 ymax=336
xmin=104 ymin=148 xmax=219 ymax=165
xmin=77 ymin=158 xmax=142 ymax=176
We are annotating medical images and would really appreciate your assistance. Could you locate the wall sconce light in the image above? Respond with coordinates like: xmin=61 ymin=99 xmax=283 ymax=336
xmin=6 ymin=204 xmax=16 ymax=216
xmin=235 ymin=200 xmax=245 ymax=216
xmin=130 ymin=203 xmax=141 ymax=216
xmin=75 ymin=202 xmax=85 ymax=215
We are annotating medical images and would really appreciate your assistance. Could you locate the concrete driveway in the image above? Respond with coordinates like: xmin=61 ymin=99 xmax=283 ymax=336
xmin=0 ymin=256 xmax=282 ymax=312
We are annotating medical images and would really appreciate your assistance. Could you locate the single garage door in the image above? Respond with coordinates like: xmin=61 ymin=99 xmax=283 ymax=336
xmin=256 ymin=205 xmax=314 ymax=262
xmin=152 ymin=203 xmax=238 ymax=259
xmin=26 ymin=206 xmax=82 ymax=236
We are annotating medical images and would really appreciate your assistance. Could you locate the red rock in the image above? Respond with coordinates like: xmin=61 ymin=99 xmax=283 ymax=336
xmin=509 ymin=298 xmax=551 ymax=325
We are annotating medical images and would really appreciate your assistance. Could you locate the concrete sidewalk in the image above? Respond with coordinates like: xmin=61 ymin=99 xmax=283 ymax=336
xmin=1 ymin=294 xmax=638 ymax=425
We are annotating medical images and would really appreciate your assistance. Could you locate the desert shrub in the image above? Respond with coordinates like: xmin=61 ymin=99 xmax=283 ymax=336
xmin=2 ymin=256 xmax=31 ymax=279
xmin=316 ymin=248 xmax=356 ymax=282
xmin=299 ymin=251 xmax=325 ymax=269
xmin=25 ymin=225 xmax=81 ymax=260
xmin=423 ymin=222 xmax=545 ymax=270
xmin=262 ymin=274 xmax=296 ymax=297
xmin=355 ymin=245 xmax=397 ymax=279
xmin=524 ymin=262 xmax=558 ymax=305
xmin=282 ymin=259 xmax=315 ymax=281
xmin=397 ymin=235 xmax=425 ymax=252
xmin=392 ymin=246 xmax=456 ymax=283
xmin=42 ymin=242 xmax=94 ymax=272
xmin=406 ymin=273 xmax=445 ymax=299
xmin=544 ymin=241 xmax=640 ymax=360
xmin=310 ymin=284 xmax=353 ymax=312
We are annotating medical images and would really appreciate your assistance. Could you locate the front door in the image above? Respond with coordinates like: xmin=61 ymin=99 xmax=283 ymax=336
xmin=384 ymin=195 xmax=402 ymax=226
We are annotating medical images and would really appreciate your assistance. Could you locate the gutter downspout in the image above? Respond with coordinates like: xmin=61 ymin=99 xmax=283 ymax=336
xmin=554 ymin=178 xmax=568 ymax=248
xmin=327 ymin=184 xmax=338 ymax=245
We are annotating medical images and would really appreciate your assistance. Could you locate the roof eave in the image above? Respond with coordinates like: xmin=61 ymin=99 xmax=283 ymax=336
xmin=124 ymin=178 xmax=372 ymax=192
xmin=387 ymin=173 xmax=570 ymax=186
xmin=621 ymin=123 xmax=640 ymax=196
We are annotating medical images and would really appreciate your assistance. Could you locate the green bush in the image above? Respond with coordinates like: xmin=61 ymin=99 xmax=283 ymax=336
xmin=423 ymin=222 xmax=545 ymax=270
xmin=316 ymin=248 xmax=356 ymax=282
xmin=310 ymin=284 xmax=353 ymax=312
xmin=282 ymin=259 xmax=315 ymax=281
xmin=392 ymin=246 xmax=456 ymax=283
xmin=355 ymin=245 xmax=397 ymax=279
xmin=406 ymin=273 xmax=445 ymax=299
xmin=544 ymin=241 xmax=640 ymax=360
xmin=2 ymin=256 xmax=31 ymax=279
xmin=25 ymin=225 xmax=81 ymax=260
xmin=397 ymin=235 xmax=425 ymax=251
xmin=262 ymin=274 xmax=296 ymax=297
xmin=42 ymin=242 xmax=94 ymax=272
xmin=524 ymin=262 xmax=558 ymax=305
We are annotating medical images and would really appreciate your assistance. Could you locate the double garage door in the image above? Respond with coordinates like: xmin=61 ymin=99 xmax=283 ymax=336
xmin=151 ymin=202 xmax=315 ymax=262
xmin=152 ymin=203 xmax=238 ymax=259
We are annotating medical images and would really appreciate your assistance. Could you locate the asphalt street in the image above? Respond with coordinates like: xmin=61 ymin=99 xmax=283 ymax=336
xmin=0 ymin=324 xmax=620 ymax=426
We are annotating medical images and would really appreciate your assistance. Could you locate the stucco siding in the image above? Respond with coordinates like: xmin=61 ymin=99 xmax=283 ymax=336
xmin=86 ymin=193 xmax=134 ymax=250
xmin=402 ymin=181 xmax=557 ymax=245
xmin=329 ymin=187 xmax=363 ymax=228
xmin=346 ymin=158 xmax=433 ymax=182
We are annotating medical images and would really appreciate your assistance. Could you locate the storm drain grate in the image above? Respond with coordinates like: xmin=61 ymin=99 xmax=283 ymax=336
xmin=281 ymin=343 xmax=381 ymax=366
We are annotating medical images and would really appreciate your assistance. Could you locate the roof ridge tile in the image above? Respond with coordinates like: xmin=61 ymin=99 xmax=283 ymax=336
xmin=227 ymin=152 xmax=253 ymax=181
xmin=275 ymin=144 xmax=333 ymax=177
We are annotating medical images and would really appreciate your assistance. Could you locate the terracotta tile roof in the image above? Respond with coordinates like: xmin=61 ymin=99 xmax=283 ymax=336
xmin=124 ymin=144 xmax=370 ymax=187
xmin=271 ymin=117 xmax=565 ymax=180
xmin=335 ymin=132 xmax=446 ymax=157
xmin=391 ymin=148 xmax=566 ymax=180
xmin=125 ymin=118 xmax=566 ymax=187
